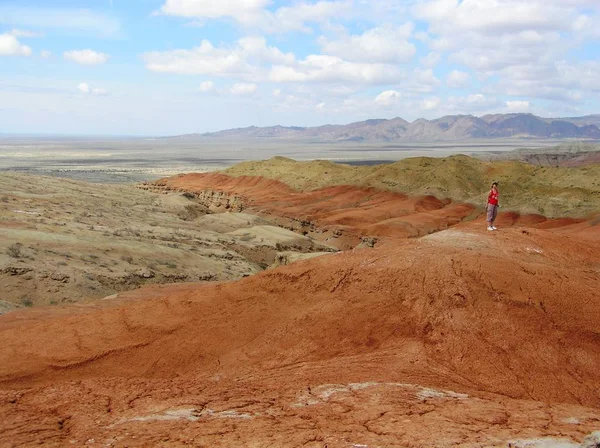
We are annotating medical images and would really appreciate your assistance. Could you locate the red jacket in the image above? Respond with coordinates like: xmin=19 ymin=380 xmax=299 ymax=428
xmin=488 ymin=189 xmax=499 ymax=205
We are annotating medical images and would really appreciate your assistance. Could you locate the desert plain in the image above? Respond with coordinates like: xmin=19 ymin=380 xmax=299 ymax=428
xmin=0 ymin=139 xmax=599 ymax=447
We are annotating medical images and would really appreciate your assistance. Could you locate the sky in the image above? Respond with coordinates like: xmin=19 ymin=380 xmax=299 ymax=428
xmin=0 ymin=0 xmax=599 ymax=136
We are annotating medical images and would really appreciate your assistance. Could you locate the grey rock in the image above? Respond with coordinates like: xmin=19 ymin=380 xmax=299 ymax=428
xmin=50 ymin=272 xmax=70 ymax=283
xmin=582 ymin=431 xmax=600 ymax=448
xmin=133 ymin=268 xmax=155 ymax=279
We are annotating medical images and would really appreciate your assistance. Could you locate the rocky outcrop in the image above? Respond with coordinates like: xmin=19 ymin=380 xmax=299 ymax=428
xmin=138 ymin=182 xmax=248 ymax=212
xmin=145 ymin=172 xmax=479 ymax=250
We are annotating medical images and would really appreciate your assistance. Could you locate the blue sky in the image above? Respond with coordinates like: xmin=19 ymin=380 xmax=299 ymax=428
xmin=1 ymin=0 xmax=599 ymax=135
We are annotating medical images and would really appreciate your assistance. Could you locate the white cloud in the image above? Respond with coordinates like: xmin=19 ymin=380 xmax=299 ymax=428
xmin=272 ymin=92 xmax=314 ymax=110
xmin=77 ymin=82 xmax=108 ymax=96
xmin=341 ymin=98 xmax=361 ymax=111
xmin=447 ymin=70 xmax=470 ymax=88
xmin=264 ymin=1 xmax=352 ymax=33
xmin=480 ymin=59 xmax=600 ymax=103
xmin=8 ymin=29 xmax=43 ymax=38
xmin=446 ymin=31 xmax=562 ymax=73
xmin=145 ymin=41 xmax=248 ymax=75
xmin=466 ymin=94 xmax=487 ymax=105
xmin=270 ymin=55 xmax=401 ymax=85
xmin=415 ymin=31 xmax=430 ymax=42
xmin=556 ymin=60 xmax=600 ymax=93
xmin=411 ymin=0 xmax=600 ymax=105
xmin=237 ymin=36 xmax=295 ymax=64
xmin=326 ymin=85 xmax=358 ymax=97
xmin=435 ymin=93 xmax=500 ymax=115
xmin=64 ymin=49 xmax=109 ymax=65
xmin=77 ymin=82 xmax=91 ymax=94
xmin=415 ymin=0 xmax=574 ymax=35
xmin=230 ymin=83 xmax=258 ymax=95
xmin=408 ymin=68 xmax=440 ymax=93
xmin=198 ymin=81 xmax=215 ymax=92
xmin=490 ymin=79 xmax=580 ymax=102
xmin=422 ymin=97 xmax=441 ymax=110
xmin=143 ymin=37 xmax=294 ymax=77
xmin=146 ymin=35 xmax=407 ymax=87
xmin=40 ymin=50 xmax=52 ymax=59
xmin=375 ymin=90 xmax=402 ymax=106
xmin=506 ymin=100 xmax=531 ymax=112
xmin=572 ymin=13 xmax=600 ymax=38
xmin=158 ymin=0 xmax=350 ymax=33
xmin=158 ymin=0 xmax=268 ymax=23
xmin=319 ymin=24 xmax=416 ymax=63
xmin=420 ymin=51 xmax=440 ymax=68
xmin=0 ymin=33 xmax=32 ymax=56
xmin=0 ymin=6 xmax=120 ymax=37
xmin=144 ymin=35 xmax=435 ymax=88
xmin=356 ymin=92 xmax=500 ymax=119
xmin=268 ymin=84 xmax=366 ymax=113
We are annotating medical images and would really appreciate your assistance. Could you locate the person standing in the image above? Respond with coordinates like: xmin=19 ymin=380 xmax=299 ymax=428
xmin=486 ymin=182 xmax=499 ymax=231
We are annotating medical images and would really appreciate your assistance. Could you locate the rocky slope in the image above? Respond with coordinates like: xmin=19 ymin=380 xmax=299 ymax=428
xmin=0 ymin=173 xmax=335 ymax=310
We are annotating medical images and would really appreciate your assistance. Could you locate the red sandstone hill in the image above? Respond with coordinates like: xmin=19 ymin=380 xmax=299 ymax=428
xmin=146 ymin=172 xmax=479 ymax=250
xmin=1 ymin=222 xmax=599 ymax=446
xmin=148 ymin=171 xmax=599 ymax=248
xmin=1 ymin=169 xmax=599 ymax=446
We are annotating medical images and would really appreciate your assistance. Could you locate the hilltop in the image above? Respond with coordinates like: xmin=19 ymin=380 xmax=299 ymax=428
xmin=222 ymin=155 xmax=600 ymax=217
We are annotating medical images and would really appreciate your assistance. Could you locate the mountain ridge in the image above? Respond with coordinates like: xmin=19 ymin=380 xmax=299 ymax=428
xmin=173 ymin=113 xmax=600 ymax=142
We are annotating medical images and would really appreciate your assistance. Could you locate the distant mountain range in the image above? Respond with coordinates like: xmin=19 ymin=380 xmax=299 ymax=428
xmin=173 ymin=113 xmax=600 ymax=142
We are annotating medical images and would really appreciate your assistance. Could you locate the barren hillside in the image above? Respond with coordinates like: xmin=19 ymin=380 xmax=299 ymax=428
xmin=0 ymin=173 xmax=334 ymax=310
xmin=222 ymin=155 xmax=600 ymax=217
xmin=1 ymin=223 xmax=599 ymax=446
xmin=1 ymin=156 xmax=599 ymax=447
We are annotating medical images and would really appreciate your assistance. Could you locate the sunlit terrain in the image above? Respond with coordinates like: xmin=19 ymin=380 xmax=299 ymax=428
xmin=0 ymin=135 xmax=566 ymax=183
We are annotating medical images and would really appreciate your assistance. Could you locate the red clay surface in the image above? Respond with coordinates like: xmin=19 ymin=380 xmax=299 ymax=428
xmin=152 ymin=173 xmax=478 ymax=249
xmin=155 ymin=172 xmax=599 ymax=246
xmin=1 ymin=174 xmax=599 ymax=447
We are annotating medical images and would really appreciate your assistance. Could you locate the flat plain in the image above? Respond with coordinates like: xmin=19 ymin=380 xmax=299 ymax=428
xmin=0 ymin=135 xmax=565 ymax=183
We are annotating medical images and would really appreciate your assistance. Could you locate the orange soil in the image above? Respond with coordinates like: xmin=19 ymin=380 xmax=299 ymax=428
xmin=1 ymin=174 xmax=599 ymax=447
xmin=155 ymin=173 xmax=479 ymax=248
xmin=157 ymin=172 xmax=599 ymax=245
